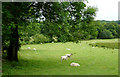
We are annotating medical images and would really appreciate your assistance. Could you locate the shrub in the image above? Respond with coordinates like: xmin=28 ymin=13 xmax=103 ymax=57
xmin=33 ymin=34 xmax=50 ymax=44
xmin=99 ymin=29 xmax=114 ymax=39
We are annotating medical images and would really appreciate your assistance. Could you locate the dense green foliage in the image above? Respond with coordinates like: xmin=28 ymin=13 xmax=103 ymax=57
xmin=99 ymin=30 xmax=114 ymax=39
xmin=19 ymin=22 xmax=50 ymax=44
xmin=33 ymin=34 xmax=50 ymax=44
xmin=3 ymin=39 xmax=118 ymax=75
xmin=20 ymin=20 xmax=119 ymax=45
xmin=94 ymin=20 xmax=119 ymax=39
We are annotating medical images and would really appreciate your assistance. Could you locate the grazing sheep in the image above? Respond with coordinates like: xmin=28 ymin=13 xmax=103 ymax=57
xmin=65 ymin=53 xmax=72 ymax=57
xmin=27 ymin=47 xmax=31 ymax=49
xmin=61 ymin=55 xmax=68 ymax=62
xmin=33 ymin=48 xmax=36 ymax=51
xmin=70 ymin=62 xmax=80 ymax=66
xmin=66 ymin=48 xmax=70 ymax=50
xmin=52 ymin=41 xmax=54 ymax=43
xmin=41 ymin=43 xmax=42 ymax=44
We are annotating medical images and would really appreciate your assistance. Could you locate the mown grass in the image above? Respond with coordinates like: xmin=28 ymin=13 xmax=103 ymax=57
xmin=2 ymin=39 xmax=118 ymax=75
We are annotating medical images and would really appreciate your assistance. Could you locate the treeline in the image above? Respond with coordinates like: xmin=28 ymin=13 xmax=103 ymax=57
xmin=99 ymin=20 xmax=120 ymax=24
xmin=19 ymin=20 xmax=119 ymax=45
xmin=96 ymin=20 xmax=119 ymax=39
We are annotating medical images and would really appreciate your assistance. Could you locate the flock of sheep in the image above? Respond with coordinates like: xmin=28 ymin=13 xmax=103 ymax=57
xmin=61 ymin=48 xmax=80 ymax=66
xmin=61 ymin=53 xmax=80 ymax=66
xmin=27 ymin=47 xmax=36 ymax=51
xmin=27 ymin=46 xmax=80 ymax=67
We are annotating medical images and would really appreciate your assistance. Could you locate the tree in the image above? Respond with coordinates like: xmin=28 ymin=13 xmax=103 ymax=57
xmin=2 ymin=2 xmax=97 ymax=61
xmin=104 ymin=22 xmax=118 ymax=38
xmin=19 ymin=22 xmax=42 ymax=44
xmin=99 ymin=29 xmax=114 ymax=39
xmin=2 ymin=2 xmax=39 ymax=61
xmin=40 ymin=2 xmax=97 ymax=42
xmin=96 ymin=20 xmax=119 ymax=39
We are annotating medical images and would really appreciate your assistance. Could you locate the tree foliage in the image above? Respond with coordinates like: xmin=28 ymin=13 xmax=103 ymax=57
xmin=95 ymin=20 xmax=119 ymax=39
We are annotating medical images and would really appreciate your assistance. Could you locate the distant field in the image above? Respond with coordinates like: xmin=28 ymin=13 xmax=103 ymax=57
xmin=2 ymin=39 xmax=118 ymax=75
xmin=88 ymin=39 xmax=118 ymax=49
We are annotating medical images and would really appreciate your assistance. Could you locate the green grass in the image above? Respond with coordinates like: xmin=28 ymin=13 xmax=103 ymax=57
xmin=2 ymin=39 xmax=118 ymax=75
xmin=88 ymin=39 xmax=118 ymax=49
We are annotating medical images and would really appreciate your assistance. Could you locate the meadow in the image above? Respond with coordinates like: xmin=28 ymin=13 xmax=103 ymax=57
xmin=88 ymin=39 xmax=118 ymax=49
xmin=2 ymin=39 xmax=118 ymax=75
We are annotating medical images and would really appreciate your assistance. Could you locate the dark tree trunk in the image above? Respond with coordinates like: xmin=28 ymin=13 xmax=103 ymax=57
xmin=7 ymin=25 xmax=19 ymax=61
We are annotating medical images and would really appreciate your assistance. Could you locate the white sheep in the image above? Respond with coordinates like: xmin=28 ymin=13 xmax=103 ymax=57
xmin=27 ymin=47 xmax=31 ymax=49
xmin=52 ymin=41 xmax=54 ymax=43
xmin=61 ymin=55 xmax=68 ymax=62
xmin=70 ymin=62 xmax=80 ymax=66
xmin=33 ymin=48 xmax=36 ymax=51
xmin=66 ymin=48 xmax=70 ymax=50
xmin=65 ymin=53 xmax=72 ymax=57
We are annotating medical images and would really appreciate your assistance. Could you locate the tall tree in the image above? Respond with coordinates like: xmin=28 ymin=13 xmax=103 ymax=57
xmin=2 ymin=1 xmax=97 ymax=61
xmin=2 ymin=2 xmax=39 ymax=61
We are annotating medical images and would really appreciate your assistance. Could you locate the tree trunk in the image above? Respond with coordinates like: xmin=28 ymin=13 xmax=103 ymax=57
xmin=7 ymin=25 xmax=19 ymax=61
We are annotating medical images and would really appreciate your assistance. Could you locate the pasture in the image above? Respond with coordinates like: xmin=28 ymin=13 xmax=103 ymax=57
xmin=2 ymin=39 xmax=118 ymax=75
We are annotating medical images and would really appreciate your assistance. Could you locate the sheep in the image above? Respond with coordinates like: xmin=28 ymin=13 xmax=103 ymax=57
xmin=52 ymin=41 xmax=54 ymax=43
xmin=61 ymin=55 xmax=68 ymax=62
xmin=27 ymin=47 xmax=31 ymax=49
xmin=66 ymin=48 xmax=70 ymax=50
xmin=65 ymin=53 xmax=72 ymax=58
xmin=70 ymin=62 xmax=80 ymax=66
xmin=33 ymin=48 xmax=36 ymax=51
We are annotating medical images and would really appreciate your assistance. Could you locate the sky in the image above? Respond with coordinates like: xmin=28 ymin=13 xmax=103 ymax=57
xmin=87 ymin=0 xmax=119 ymax=21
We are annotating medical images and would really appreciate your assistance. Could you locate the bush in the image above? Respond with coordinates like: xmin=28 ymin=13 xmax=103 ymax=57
xmin=20 ymin=34 xmax=50 ymax=44
xmin=33 ymin=34 xmax=50 ymax=44
xmin=99 ymin=29 xmax=114 ymax=39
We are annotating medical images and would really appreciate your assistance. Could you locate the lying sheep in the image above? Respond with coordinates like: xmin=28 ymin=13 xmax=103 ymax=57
xmin=65 ymin=53 xmax=72 ymax=58
xmin=61 ymin=55 xmax=68 ymax=62
xmin=27 ymin=47 xmax=31 ymax=49
xmin=70 ymin=62 xmax=80 ymax=66
xmin=33 ymin=48 xmax=36 ymax=51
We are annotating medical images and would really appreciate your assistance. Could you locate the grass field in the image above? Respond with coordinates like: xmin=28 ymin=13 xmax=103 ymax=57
xmin=2 ymin=39 xmax=118 ymax=75
xmin=88 ymin=39 xmax=118 ymax=49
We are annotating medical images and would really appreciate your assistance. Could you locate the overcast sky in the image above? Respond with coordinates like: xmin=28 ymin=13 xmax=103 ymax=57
xmin=86 ymin=0 xmax=119 ymax=21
